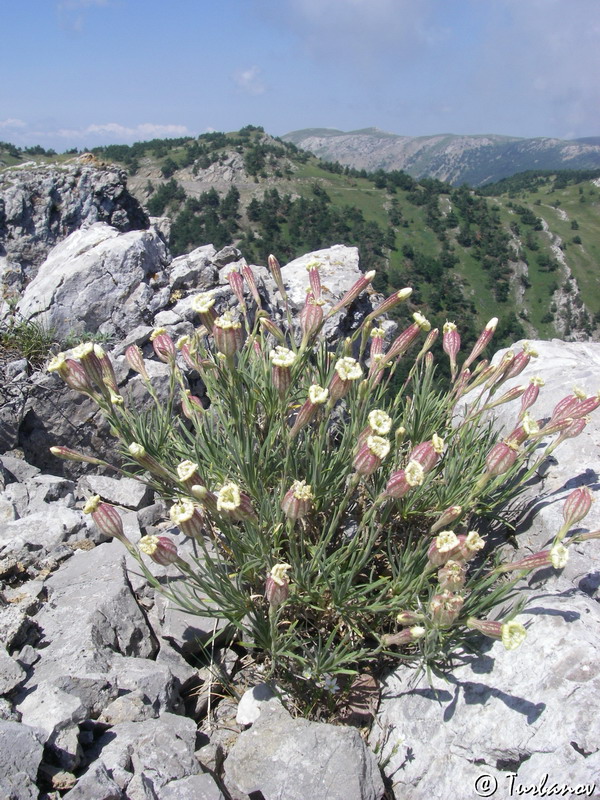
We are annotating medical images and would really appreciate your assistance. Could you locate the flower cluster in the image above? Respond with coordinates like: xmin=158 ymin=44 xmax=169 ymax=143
xmin=48 ymin=253 xmax=599 ymax=708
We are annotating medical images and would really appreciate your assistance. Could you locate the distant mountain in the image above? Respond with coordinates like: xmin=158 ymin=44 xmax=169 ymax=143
xmin=282 ymin=128 xmax=600 ymax=187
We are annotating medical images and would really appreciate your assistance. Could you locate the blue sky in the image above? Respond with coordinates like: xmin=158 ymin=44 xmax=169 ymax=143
xmin=1 ymin=0 xmax=598 ymax=150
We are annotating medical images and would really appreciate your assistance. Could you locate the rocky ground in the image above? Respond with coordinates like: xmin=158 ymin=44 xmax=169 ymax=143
xmin=1 ymin=163 xmax=599 ymax=799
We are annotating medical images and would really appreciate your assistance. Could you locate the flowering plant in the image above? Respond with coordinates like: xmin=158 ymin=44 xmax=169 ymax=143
xmin=49 ymin=256 xmax=598 ymax=710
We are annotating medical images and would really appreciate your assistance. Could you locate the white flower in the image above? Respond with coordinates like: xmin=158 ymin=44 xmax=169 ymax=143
xmin=192 ymin=292 xmax=216 ymax=313
xmin=436 ymin=531 xmax=459 ymax=553
xmin=501 ymin=621 xmax=527 ymax=651
xmin=368 ymin=409 xmax=392 ymax=436
xmin=170 ymin=498 xmax=195 ymax=524
xmin=216 ymin=482 xmax=241 ymax=511
xmin=308 ymin=384 xmax=329 ymax=404
xmin=405 ymin=460 xmax=425 ymax=487
xmin=412 ymin=312 xmax=431 ymax=331
xmin=465 ymin=531 xmax=485 ymax=552
xmin=321 ymin=674 xmax=340 ymax=694
xmin=269 ymin=563 xmax=292 ymax=586
xmin=366 ymin=435 xmax=391 ymax=459
xmin=270 ymin=346 xmax=296 ymax=368
xmin=177 ymin=461 xmax=198 ymax=481
xmin=550 ymin=543 xmax=569 ymax=569
xmin=335 ymin=357 xmax=363 ymax=381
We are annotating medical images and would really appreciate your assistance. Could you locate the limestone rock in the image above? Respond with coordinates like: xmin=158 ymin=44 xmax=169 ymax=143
xmin=88 ymin=713 xmax=201 ymax=796
xmin=62 ymin=760 xmax=123 ymax=800
xmin=78 ymin=474 xmax=153 ymax=510
xmin=17 ymin=222 xmax=170 ymax=339
xmin=224 ymin=700 xmax=384 ymax=800
xmin=0 ymin=646 xmax=26 ymax=694
xmin=0 ymin=162 xmax=148 ymax=278
xmin=0 ymin=720 xmax=44 ymax=800
xmin=158 ymin=773 xmax=225 ymax=800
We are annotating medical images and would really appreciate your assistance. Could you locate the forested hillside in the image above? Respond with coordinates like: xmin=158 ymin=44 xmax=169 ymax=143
xmin=2 ymin=127 xmax=599 ymax=352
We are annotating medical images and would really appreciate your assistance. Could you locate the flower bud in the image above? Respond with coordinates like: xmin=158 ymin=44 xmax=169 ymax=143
xmin=328 ymin=270 xmax=376 ymax=316
xmin=485 ymin=441 xmax=519 ymax=477
xmin=443 ymin=321 xmax=461 ymax=379
xmin=50 ymin=446 xmax=105 ymax=465
xmin=125 ymin=344 xmax=149 ymax=380
xmin=553 ymin=416 xmax=588 ymax=446
xmin=563 ymin=487 xmax=593 ymax=528
xmin=395 ymin=610 xmax=425 ymax=626
xmin=300 ymin=294 xmax=324 ymax=343
xmin=381 ymin=315 xmax=430 ymax=365
xmin=191 ymin=484 xmax=219 ymax=515
xmin=519 ymin=376 xmax=544 ymax=418
xmin=139 ymin=535 xmax=180 ymax=566
xmin=305 ymin=259 xmax=322 ymax=301
xmin=365 ymin=287 xmax=412 ymax=322
xmin=551 ymin=393 xmax=580 ymax=422
xmin=84 ymin=497 xmax=126 ymax=543
xmin=466 ymin=618 xmax=526 ymax=650
xmin=241 ymin=263 xmax=262 ymax=308
xmin=463 ymin=317 xmax=498 ymax=371
xmin=181 ymin=390 xmax=204 ymax=424
xmin=128 ymin=442 xmax=173 ymax=481
xmin=430 ymin=505 xmax=462 ymax=535
xmin=484 ymin=385 xmax=527 ymax=410
xmin=259 ymin=315 xmax=286 ymax=344
xmin=496 ymin=544 xmax=569 ymax=573
xmin=227 ymin=268 xmax=246 ymax=310
xmin=408 ymin=440 xmax=442 ymax=474
xmin=268 ymin=254 xmax=287 ymax=300
xmin=281 ymin=480 xmax=314 ymax=520
xmin=151 ymin=329 xmax=176 ymax=364
xmin=381 ymin=626 xmax=426 ymax=648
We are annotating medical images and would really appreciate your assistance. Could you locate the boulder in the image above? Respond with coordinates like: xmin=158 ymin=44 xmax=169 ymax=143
xmin=0 ymin=720 xmax=45 ymax=800
xmin=224 ymin=699 xmax=384 ymax=800
xmin=17 ymin=222 xmax=170 ymax=339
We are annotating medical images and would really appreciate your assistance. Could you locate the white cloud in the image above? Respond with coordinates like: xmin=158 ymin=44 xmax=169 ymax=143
xmin=55 ymin=122 xmax=190 ymax=140
xmin=259 ymin=0 xmax=437 ymax=60
xmin=0 ymin=118 xmax=27 ymax=130
xmin=57 ymin=0 xmax=108 ymax=9
xmin=57 ymin=0 xmax=109 ymax=32
xmin=232 ymin=66 xmax=266 ymax=95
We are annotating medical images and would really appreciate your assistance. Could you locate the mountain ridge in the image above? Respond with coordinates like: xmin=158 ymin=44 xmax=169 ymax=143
xmin=282 ymin=128 xmax=600 ymax=187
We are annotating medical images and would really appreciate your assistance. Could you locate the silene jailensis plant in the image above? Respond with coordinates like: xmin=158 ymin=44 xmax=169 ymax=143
xmin=48 ymin=257 xmax=599 ymax=715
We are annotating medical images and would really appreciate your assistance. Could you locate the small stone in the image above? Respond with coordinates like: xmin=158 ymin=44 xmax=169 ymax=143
xmin=158 ymin=773 xmax=225 ymax=800
xmin=0 ymin=646 xmax=26 ymax=694
xmin=236 ymin=683 xmax=278 ymax=726
xmin=62 ymin=760 xmax=123 ymax=800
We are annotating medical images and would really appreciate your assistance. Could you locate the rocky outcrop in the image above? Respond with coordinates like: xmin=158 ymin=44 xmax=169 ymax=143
xmin=16 ymin=222 xmax=170 ymax=339
xmin=0 ymin=162 xmax=149 ymax=296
